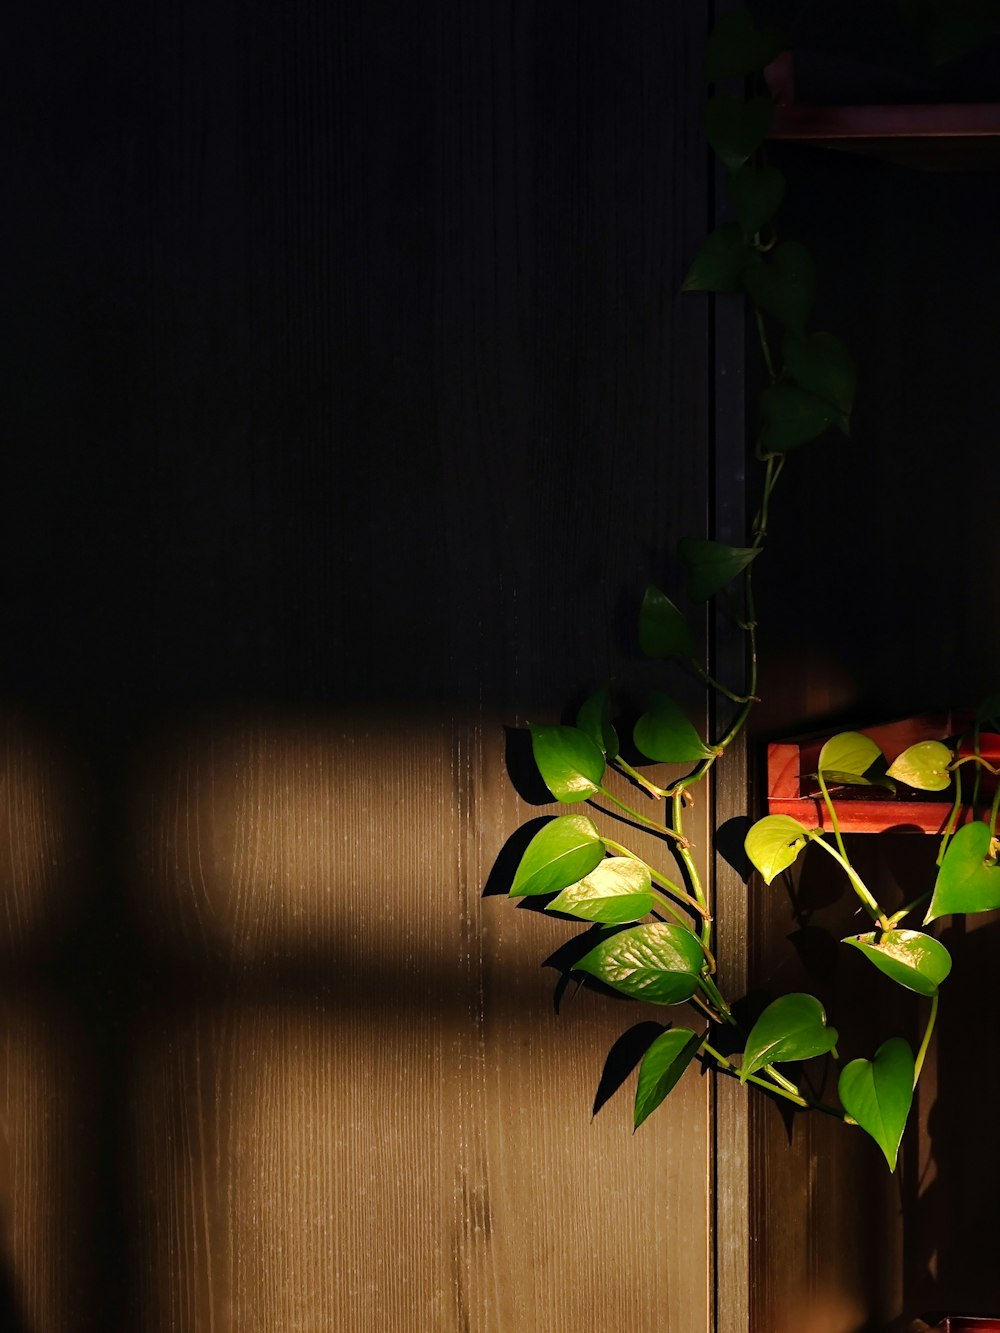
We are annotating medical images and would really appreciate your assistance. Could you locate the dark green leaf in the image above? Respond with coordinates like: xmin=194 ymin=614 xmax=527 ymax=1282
xmin=634 ymin=691 xmax=714 ymax=764
xmin=728 ymin=165 xmax=786 ymax=238
xmin=575 ymin=923 xmax=705 ymax=1005
xmin=886 ymin=740 xmax=953 ymax=791
xmin=529 ymin=724 xmax=606 ymax=803
xmin=546 ymin=857 xmax=653 ymax=925
xmin=838 ymin=1037 xmax=914 ymax=1171
xmin=576 ymin=687 xmax=620 ymax=758
xmin=759 ymin=383 xmax=837 ymax=453
xmin=744 ymin=241 xmax=815 ymax=332
xmin=634 ymin=1028 xmax=702 ymax=1128
xmin=925 ymin=820 xmax=1000 ymax=922
xmin=704 ymin=96 xmax=776 ymax=172
xmin=745 ymin=814 xmax=811 ymax=885
xmin=818 ymin=732 xmax=883 ymax=780
xmin=638 ymin=585 xmax=695 ymax=660
xmin=976 ymin=693 xmax=1000 ymax=727
xmin=682 ymin=224 xmax=754 ymax=293
xmin=509 ymin=815 xmax=606 ymax=898
xmin=843 ymin=929 xmax=952 ymax=997
xmin=783 ymin=332 xmax=856 ymax=424
xmin=740 ymin=993 xmax=838 ymax=1082
xmin=704 ymin=8 xmax=786 ymax=81
xmin=678 ymin=537 xmax=758 ymax=602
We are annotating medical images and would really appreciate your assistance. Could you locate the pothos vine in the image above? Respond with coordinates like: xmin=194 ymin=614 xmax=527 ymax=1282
xmin=501 ymin=8 xmax=1000 ymax=1170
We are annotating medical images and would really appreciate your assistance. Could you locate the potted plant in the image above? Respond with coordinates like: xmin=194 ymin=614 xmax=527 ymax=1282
xmin=496 ymin=8 xmax=1000 ymax=1329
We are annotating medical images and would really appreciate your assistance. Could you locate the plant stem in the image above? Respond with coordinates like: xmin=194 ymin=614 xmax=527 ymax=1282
xmin=612 ymin=756 xmax=667 ymax=799
xmin=701 ymin=1042 xmax=846 ymax=1119
xmin=937 ymin=770 xmax=964 ymax=866
xmin=886 ymin=890 xmax=932 ymax=928
xmin=990 ymin=780 xmax=1000 ymax=841
xmin=764 ymin=1064 xmax=800 ymax=1095
xmin=595 ymin=786 xmax=687 ymax=844
xmin=754 ymin=306 xmax=778 ymax=384
xmin=650 ymin=886 xmax=701 ymax=930
xmin=808 ymin=833 xmax=887 ymax=927
xmin=691 ymin=661 xmax=755 ymax=705
xmin=699 ymin=971 xmax=734 ymax=1021
xmin=913 ymin=991 xmax=939 ymax=1087
xmin=817 ymin=765 xmax=850 ymax=866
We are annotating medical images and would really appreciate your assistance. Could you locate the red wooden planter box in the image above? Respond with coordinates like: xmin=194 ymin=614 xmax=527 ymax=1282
xmin=766 ymin=711 xmax=991 ymax=834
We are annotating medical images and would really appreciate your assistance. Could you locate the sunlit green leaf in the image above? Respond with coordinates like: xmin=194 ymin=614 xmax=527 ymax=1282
xmin=576 ymin=687 xmax=620 ymax=758
xmin=740 ymin=993 xmax=838 ymax=1083
xmin=744 ymin=241 xmax=815 ymax=332
xmin=887 ymin=740 xmax=953 ymax=791
xmin=783 ymin=332 xmax=856 ymax=425
xmin=728 ymin=165 xmax=785 ymax=238
xmin=634 ymin=691 xmax=714 ymax=764
xmin=704 ymin=8 xmax=786 ymax=81
xmin=818 ymin=732 xmax=883 ymax=780
xmin=634 ymin=1028 xmax=702 ymax=1128
xmin=638 ymin=585 xmax=695 ymax=660
xmin=529 ymin=725 xmax=606 ymax=803
xmin=925 ymin=820 xmax=1000 ymax=922
xmin=575 ymin=923 xmax=705 ymax=1005
xmin=704 ymin=96 xmax=775 ymax=172
xmin=759 ymin=383 xmax=837 ymax=453
xmin=682 ymin=224 xmax=754 ymax=294
xmin=838 ymin=1037 xmax=914 ymax=1171
xmin=678 ymin=537 xmax=758 ymax=602
xmin=509 ymin=815 xmax=606 ymax=898
xmin=547 ymin=857 xmax=653 ymax=925
xmin=745 ymin=814 xmax=811 ymax=885
xmin=842 ymin=929 xmax=952 ymax=997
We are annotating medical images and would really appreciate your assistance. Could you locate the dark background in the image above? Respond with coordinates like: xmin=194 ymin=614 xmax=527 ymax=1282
xmin=4 ymin=0 xmax=1000 ymax=1326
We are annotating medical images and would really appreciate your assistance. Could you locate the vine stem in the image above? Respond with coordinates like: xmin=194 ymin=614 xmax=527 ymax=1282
xmin=886 ymin=890 xmax=932 ymax=929
xmin=816 ymin=766 xmax=850 ymax=867
xmin=612 ymin=756 xmax=667 ymax=799
xmin=913 ymin=991 xmax=939 ymax=1087
xmin=937 ymin=769 xmax=964 ymax=866
xmin=701 ymin=1042 xmax=846 ymax=1119
xmin=595 ymin=785 xmax=688 ymax=844
xmin=808 ymin=832 xmax=888 ymax=928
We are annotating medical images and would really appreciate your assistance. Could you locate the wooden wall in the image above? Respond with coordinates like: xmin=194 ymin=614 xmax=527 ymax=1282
xmin=2 ymin=2 xmax=731 ymax=1329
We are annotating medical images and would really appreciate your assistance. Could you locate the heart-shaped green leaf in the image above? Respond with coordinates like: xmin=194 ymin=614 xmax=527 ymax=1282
xmin=838 ymin=1037 xmax=914 ymax=1171
xmin=759 ymin=383 xmax=837 ymax=453
xmin=529 ymin=724 xmax=606 ymax=803
xmin=546 ymin=857 xmax=653 ymax=925
xmin=704 ymin=9 xmax=786 ymax=81
xmin=634 ymin=1028 xmax=702 ymax=1129
xmin=575 ymin=923 xmax=705 ymax=1005
xmin=745 ymin=814 xmax=811 ymax=885
xmin=842 ymin=929 xmax=952 ymax=997
xmin=634 ymin=692 xmax=714 ymax=764
xmin=728 ymin=164 xmax=785 ymax=238
xmin=783 ymin=332 xmax=856 ymax=424
xmin=925 ymin=820 xmax=1000 ymax=922
xmin=704 ymin=96 xmax=776 ymax=172
xmin=638 ymin=585 xmax=695 ymax=659
xmin=886 ymin=740 xmax=953 ymax=791
xmin=682 ymin=224 xmax=754 ymax=293
xmin=740 ymin=993 xmax=838 ymax=1083
xmin=818 ymin=731 xmax=883 ymax=780
xmin=678 ymin=537 xmax=758 ymax=602
xmin=509 ymin=815 xmax=606 ymax=898
xmin=744 ymin=241 xmax=815 ymax=332
xmin=576 ymin=687 xmax=620 ymax=758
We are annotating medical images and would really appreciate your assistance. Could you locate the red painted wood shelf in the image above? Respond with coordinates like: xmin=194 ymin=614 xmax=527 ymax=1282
xmin=767 ymin=710 xmax=981 ymax=834
xmin=765 ymin=53 xmax=1000 ymax=170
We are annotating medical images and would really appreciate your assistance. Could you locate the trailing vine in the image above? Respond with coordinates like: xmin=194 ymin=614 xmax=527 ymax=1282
xmin=500 ymin=7 xmax=1000 ymax=1172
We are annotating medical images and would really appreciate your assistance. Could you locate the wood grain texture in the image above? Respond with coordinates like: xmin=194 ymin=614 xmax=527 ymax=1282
xmin=2 ymin=0 xmax=728 ymax=1327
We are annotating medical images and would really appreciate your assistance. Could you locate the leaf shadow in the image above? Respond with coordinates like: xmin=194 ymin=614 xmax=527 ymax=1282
xmin=592 ymin=1021 xmax=665 ymax=1117
xmin=715 ymin=814 xmax=754 ymax=882
xmin=503 ymin=726 xmax=553 ymax=805
xmin=482 ymin=816 xmax=553 ymax=898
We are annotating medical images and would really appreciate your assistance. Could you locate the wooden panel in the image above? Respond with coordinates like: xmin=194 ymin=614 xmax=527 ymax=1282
xmin=2 ymin=0 xmax=723 ymax=1326
xmin=124 ymin=715 xmax=711 ymax=1330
